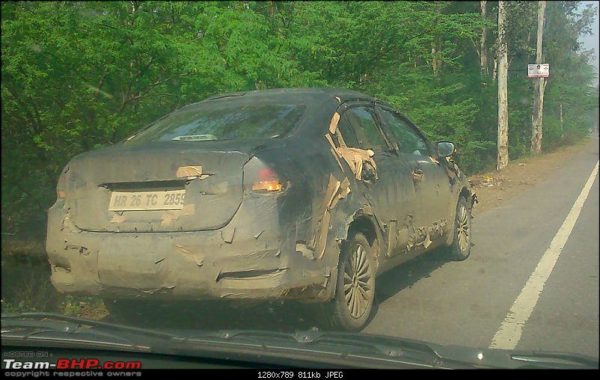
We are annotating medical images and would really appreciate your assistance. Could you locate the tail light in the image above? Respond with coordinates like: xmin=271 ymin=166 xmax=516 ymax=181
xmin=252 ymin=168 xmax=284 ymax=192
xmin=244 ymin=157 xmax=285 ymax=193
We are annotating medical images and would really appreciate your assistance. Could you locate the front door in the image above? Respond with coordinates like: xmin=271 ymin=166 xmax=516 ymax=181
xmin=376 ymin=106 xmax=453 ymax=248
xmin=335 ymin=103 xmax=417 ymax=257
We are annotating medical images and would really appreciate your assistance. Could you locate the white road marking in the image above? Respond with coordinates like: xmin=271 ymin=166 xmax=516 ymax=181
xmin=489 ymin=161 xmax=599 ymax=350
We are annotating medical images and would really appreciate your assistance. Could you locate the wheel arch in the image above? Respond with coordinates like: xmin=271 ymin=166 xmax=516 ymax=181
xmin=340 ymin=210 xmax=384 ymax=272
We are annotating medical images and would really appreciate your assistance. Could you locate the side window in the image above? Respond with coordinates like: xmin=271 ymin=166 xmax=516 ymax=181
xmin=378 ymin=108 xmax=429 ymax=157
xmin=345 ymin=107 xmax=387 ymax=150
xmin=337 ymin=113 xmax=360 ymax=147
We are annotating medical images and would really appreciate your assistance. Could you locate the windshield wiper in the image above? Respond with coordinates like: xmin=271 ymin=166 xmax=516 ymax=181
xmin=169 ymin=328 xmax=451 ymax=368
xmin=0 ymin=313 xmax=450 ymax=368
xmin=508 ymin=352 xmax=599 ymax=368
xmin=1 ymin=312 xmax=176 ymax=353
xmin=2 ymin=313 xmax=597 ymax=369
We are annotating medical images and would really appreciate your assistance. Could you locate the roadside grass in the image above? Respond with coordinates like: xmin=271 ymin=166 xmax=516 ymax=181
xmin=1 ymin=241 xmax=108 ymax=319
xmin=468 ymin=137 xmax=593 ymax=214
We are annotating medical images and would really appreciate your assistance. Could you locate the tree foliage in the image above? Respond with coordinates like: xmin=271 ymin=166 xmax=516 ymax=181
xmin=1 ymin=1 xmax=597 ymax=237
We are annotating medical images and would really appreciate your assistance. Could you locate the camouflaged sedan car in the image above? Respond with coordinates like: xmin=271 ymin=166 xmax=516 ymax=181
xmin=46 ymin=88 xmax=477 ymax=331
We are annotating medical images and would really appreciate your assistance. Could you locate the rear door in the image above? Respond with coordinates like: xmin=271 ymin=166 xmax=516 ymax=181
xmin=376 ymin=106 xmax=453 ymax=246
xmin=335 ymin=103 xmax=417 ymax=257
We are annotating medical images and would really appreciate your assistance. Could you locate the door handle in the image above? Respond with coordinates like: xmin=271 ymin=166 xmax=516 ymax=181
xmin=412 ymin=168 xmax=424 ymax=182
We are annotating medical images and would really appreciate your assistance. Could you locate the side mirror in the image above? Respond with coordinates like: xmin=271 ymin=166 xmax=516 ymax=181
xmin=436 ymin=141 xmax=455 ymax=158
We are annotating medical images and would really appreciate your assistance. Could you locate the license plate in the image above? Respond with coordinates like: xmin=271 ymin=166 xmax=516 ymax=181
xmin=108 ymin=190 xmax=186 ymax=211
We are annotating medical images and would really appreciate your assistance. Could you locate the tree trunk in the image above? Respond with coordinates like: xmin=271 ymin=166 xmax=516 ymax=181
xmin=531 ymin=1 xmax=547 ymax=154
xmin=480 ymin=1 xmax=488 ymax=76
xmin=432 ymin=44 xmax=437 ymax=76
xmin=497 ymin=1 xmax=509 ymax=170
xmin=492 ymin=52 xmax=498 ymax=81
xmin=559 ymin=102 xmax=564 ymax=139
xmin=432 ymin=4 xmax=442 ymax=77
xmin=432 ymin=42 xmax=440 ymax=77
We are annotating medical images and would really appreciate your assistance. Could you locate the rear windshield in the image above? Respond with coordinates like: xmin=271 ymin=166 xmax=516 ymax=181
xmin=126 ymin=103 xmax=306 ymax=144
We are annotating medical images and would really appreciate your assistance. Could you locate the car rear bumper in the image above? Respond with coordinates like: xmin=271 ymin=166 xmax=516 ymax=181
xmin=46 ymin=199 xmax=335 ymax=303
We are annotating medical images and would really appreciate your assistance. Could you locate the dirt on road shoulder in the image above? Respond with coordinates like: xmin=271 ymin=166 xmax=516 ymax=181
xmin=468 ymin=138 xmax=593 ymax=216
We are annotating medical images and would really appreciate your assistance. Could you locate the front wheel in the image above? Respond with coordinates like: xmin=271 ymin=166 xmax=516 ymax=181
xmin=446 ymin=196 xmax=472 ymax=261
xmin=323 ymin=232 xmax=376 ymax=331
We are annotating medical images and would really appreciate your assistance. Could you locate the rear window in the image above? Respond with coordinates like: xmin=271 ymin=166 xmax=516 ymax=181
xmin=126 ymin=103 xmax=306 ymax=144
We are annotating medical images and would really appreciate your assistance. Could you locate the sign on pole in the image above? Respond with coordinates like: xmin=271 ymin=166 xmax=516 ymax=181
xmin=528 ymin=64 xmax=549 ymax=78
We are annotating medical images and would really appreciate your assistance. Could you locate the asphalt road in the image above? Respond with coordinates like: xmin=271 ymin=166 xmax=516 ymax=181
xmin=364 ymin=137 xmax=599 ymax=358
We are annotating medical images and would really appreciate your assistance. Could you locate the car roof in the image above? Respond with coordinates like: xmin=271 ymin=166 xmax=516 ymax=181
xmin=173 ymin=88 xmax=390 ymax=139
xmin=203 ymin=87 xmax=375 ymax=104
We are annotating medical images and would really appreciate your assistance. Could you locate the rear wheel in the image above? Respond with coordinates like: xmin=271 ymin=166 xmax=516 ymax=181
xmin=447 ymin=196 xmax=472 ymax=261
xmin=324 ymin=232 xmax=376 ymax=331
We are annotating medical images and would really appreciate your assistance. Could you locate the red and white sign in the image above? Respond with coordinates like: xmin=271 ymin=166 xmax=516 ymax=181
xmin=528 ymin=64 xmax=549 ymax=78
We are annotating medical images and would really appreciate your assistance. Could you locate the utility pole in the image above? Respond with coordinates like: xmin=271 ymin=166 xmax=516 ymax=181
xmin=531 ymin=1 xmax=547 ymax=154
xmin=497 ymin=1 xmax=509 ymax=170
xmin=480 ymin=1 xmax=488 ymax=76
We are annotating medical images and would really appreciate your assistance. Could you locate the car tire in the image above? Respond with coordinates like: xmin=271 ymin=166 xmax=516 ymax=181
xmin=324 ymin=232 xmax=376 ymax=332
xmin=447 ymin=196 xmax=472 ymax=261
